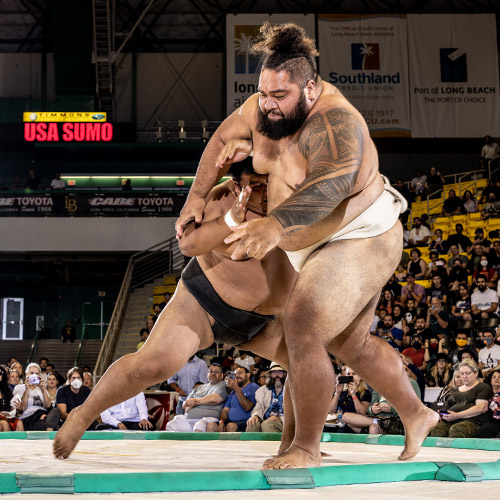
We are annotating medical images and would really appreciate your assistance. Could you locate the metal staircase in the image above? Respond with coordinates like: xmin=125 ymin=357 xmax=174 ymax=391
xmin=92 ymin=0 xmax=114 ymax=120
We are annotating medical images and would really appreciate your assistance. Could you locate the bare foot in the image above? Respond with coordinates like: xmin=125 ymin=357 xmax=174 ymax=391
xmin=262 ymin=445 xmax=321 ymax=469
xmin=398 ymin=407 xmax=440 ymax=461
xmin=52 ymin=407 xmax=89 ymax=459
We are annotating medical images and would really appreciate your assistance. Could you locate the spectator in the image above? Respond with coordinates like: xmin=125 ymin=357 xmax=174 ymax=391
xmin=425 ymin=166 xmax=446 ymax=199
xmin=426 ymin=275 xmax=448 ymax=306
xmin=482 ymin=192 xmax=500 ymax=219
xmin=61 ymin=320 xmax=75 ymax=343
xmin=331 ymin=367 xmax=371 ymax=433
xmin=480 ymin=135 xmax=500 ymax=169
xmin=420 ymin=213 xmax=431 ymax=230
xmin=208 ymin=367 xmax=258 ymax=433
xmin=475 ymin=369 xmax=500 ymax=438
xmin=448 ymin=261 xmax=470 ymax=293
xmin=446 ymin=244 xmax=469 ymax=268
xmin=426 ymin=296 xmax=450 ymax=339
xmin=433 ymin=369 xmax=463 ymax=413
xmin=256 ymin=371 xmax=268 ymax=386
xmin=8 ymin=370 xmax=20 ymax=390
xmin=408 ymin=218 xmax=431 ymax=248
xmin=234 ymin=351 xmax=255 ymax=374
xmin=447 ymin=224 xmax=472 ymax=253
xmin=403 ymin=298 xmax=418 ymax=328
xmin=56 ymin=367 xmax=92 ymax=426
xmin=473 ymin=255 xmax=496 ymax=284
xmin=160 ymin=292 xmax=171 ymax=310
xmin=402 ymin=334 xmax=426 ymax=370
xmin=385 ymin=274 xmax=402 ymax=300
xmin=450 ymin=283 xmax=472 ymax=321
xmin=378 ymin=289 xmax=395 ymax=315
xmin=448 ymin=333 xmax=475 ymax=366
xmin=166 ymin=363 xmax=227 ymax=432
xmin=392 ymin=305 xmax=405 ymax=330
xmin=247 ymin=363 xmax=287 ymax=433
xmin=146 ymin=317 xmax=155 ymax=332
xmin=25 ymin=169 xmax=42 ymax=190
xmin=410 ymin=169 xmax=427 ymax=197
xmin=426 ymin=353 xmax=452 ymax=388
xmin=168 ymin=355 xmax=209 ymax=414
xmin=442 ymin=190 xmax=463 ymax=216
xmin=467 ymin=228 xmax=491 ymax=258
xmin=478 ymin=329 xmax=500 ymax=377
xmin=98 ymin=393 xmax=153 ymax=431
xmin=408 ymin=249 xmax=427 ymax=279
xmin=83 ymin=372 xmax=94 ymax=391
xmin=429 ymin=229 xmax=447 ymax=255
xmin=430 ymin=360 xmax=492 ymax=438
xmin=400 ymin=272 xmax=426 ymax=306
xmin=137 ymin=328 xmax=149 ymax=351
xmin=479 ymin=179 xmax=500 ymax=204
xmin=9 ymin=176 xmax=24 ymax=191
xmin=13 ymin=363 xmax=58 ymax=431
xmin=471 ymin=276 xmax=498 ymax=320
xmin=374 ymin=313 xmax=403 ymax=351
xmin=395 ymin=178 xmax=414 ymax=204
xmin=488 ymin=240 xmax=500 ymax=269
xmin=50 ymin=173 xmax=65 ymax=190
xmin=152 ymin=304 xmax=162 ymax=322
xmin=0 ymin=366 xmax=23 ymax=431
xmin=45 ymin=363 xmax=65 ymax=386
xmin=462 ymin=190 xmax=478 ymax=214
xmin=423 ymin=337 xmax=448 ymax=368
xmin=46 ymin=372 xmax=60 ymax=407
xmin=7 ymin=357 xmax=17 ymax=369
xmin=38 ymin=357 xmax=49 ymax=382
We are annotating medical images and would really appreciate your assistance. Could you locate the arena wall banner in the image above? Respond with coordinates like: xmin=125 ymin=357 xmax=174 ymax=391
xmin=408 ymin=14 xmax=500 ymax=138
xmin=318 ymin=14 xmax=410 ymax=137
xmin=225 ymin=14 xmax=315 ymax=117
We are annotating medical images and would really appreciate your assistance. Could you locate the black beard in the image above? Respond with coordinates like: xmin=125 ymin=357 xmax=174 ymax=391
xmin=256 ymin=92 xmax=309 ymax=140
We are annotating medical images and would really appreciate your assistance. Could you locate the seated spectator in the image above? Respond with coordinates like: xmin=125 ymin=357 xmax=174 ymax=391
xmin=10 ymin=362 xmax=24 ymax=383
xmin=447 ymin=224 xmax=472 ymax=253
xmin=408 ymin=219 xmax=431 ymax=248
xmin=426 ymin=275 xmax=448 ymax=306
xmin=426 ymin=297 xmax=450 ymax=340
xmin=424 ymin=337 xmax=449 ymax=369
xmin=331 ymin=368 xmax=371 ymax=433
xmin=46 ymin=372 xmax=60 ymax=407
xmin=137 ymin=328 xmax=149 ymax=351
xmin=448 ymin=261 xmax=470 ymax=293
xmin=402 ymin=334 xmax=426 ymax=370
xmin=458 ymin=348 xmax=480 ymax=369
xmin=446 ymin=244 xmax=469 ymax=268
xmin=9 ymin=175 xmax=24 ymax=191
xmin=424 ymin=250 xmax=439 ymax=279
xmin=420 ymin=213 xmax=431 ymax=230
xmin=449 ymin=333 xmax=475 ymax=366
xmin=401 ymin=273 xmax=426 ymax=308
xmin=467 ymin=228 xmax=491 ymax=260
xmin=374 ymin=313 xmax=403 ymax=351
xmin=385 ymin=273 xmax=402 ymax=299
xmin=488 ymin=240 xmax=500 ymax=269
xmin=450 ymin=283 xmax=472 ymax=321
xmin=159 ymin=292 xmax=171 ymax=310
xmin=378 ymin=289 xmax=396 ymax=315
xmin=45 ymin=363 xmax=65 ymax=386
xmin=392 ymin=305 xmax=405 ymax=330
xmin=8 ymin=370 xmax=20 ymax=390
xmin=25 ymin=168 xmax=42 ymax=190
xmin=429 ymin=229 xmax=447 ymax=255
xmin=38 ymin=358 xmax=49 ymax=383
xmin=208 ymin=367 xmax=259 ymax=433
xmin=426 ymin=353 xmax=452 ymax=387
xmin=13 ymin=363 xmax=58 ymax=431
xmin=256 ymin=371 xmax=268 ymax=387
xmin=473 ymin=255 xmax=496 ymax=284
xmin=246 ymin=363 xmax=287 ymax=433
xmin=395 ymin=178 xmax=414 ymax=204
xmin=0 ymin=366 xmax=23 ymax=431
xmin=410 ymin=169 xmax=426 ymax=197
xmin=462 ymin=190 xmax=478 ymax=214
xmin=475 ymin=369 xmax=500 ymax=438
xmin=403 ymin=298 xmax=418 ymax=329
xmin=425 ymin=166 xmax=445 ymax=199
xmin=83 ymin=372 xmax=94 ymax=391
xmin=98 ymin=393 xmax=153 ymax=431
xmin=430 ymin=360 xmax=492 ymax=438
xmin=61 ymin=320 xmax=75 ymax=343
xmin=56 ymin=367 xmax=93 ymax=427
xmin=50 ymin=173 xmax=65 ymax=190
xmin=482 ymin=192 xmax=500 ymax=219
xmin=478 ymin=329 xmax=500 ymax=377
xmin=433 ymin=369 xmax=462 ymax=413
xmin=442 ymin=190 xmax=463 ymax=216
xmin=471 ymin=276 xmax=498 ymax=320
xmin=146 ymin=317 xmax=155 ymax=332
xmin=166 ymin=363 xmax=227 ymax=432
xmin=152 ymin=304 xmax=162 ymax=322
xmin=234 ymin=351 xmax=255 ymax=374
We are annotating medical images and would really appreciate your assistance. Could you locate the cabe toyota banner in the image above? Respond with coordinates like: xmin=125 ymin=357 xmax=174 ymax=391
xmin=318 ymin=14 xmax=410 ymax=137
xmin=408 ymin=14 xmax=500 ymax=138
xmin=225 ymin=14 xmax=315 ymax=117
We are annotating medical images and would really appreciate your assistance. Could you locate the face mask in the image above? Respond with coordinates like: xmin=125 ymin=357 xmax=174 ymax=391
xmin=71 ymin=379 xmax=82 ymax=389
xmin=481 ymin=260 xmax=488 ymax=267
xmin=413 ymin=342 xmax=422 ymax=350
xmin=430 ymin=342 xmax=439 ymax=349
xmin=484 ymin=338 xmax=494 ymax=346
xmin=456 ymin=339 xmax=468 ymax=347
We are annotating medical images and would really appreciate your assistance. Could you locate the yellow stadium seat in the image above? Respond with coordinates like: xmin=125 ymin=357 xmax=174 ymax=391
xmin=163 ymin=276 xmax=178 ymax=285
xmin=468 ymin=212 xmax=481 ymax=220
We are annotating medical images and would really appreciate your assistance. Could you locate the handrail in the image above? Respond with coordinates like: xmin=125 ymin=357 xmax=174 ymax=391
xmin=74 ymin=324 xmax=88 ymax=368
xmin=94 ymin=236 xmax=185 ymax=378
xmin=425 ymin=188 xmax=444 ymax=216
xmin=26 ymin=330 xmax=40 ymax=366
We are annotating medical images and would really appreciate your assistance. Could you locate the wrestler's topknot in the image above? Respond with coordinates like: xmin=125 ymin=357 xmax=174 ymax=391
xmin=250 ymin=22 xmax=319 ymax=87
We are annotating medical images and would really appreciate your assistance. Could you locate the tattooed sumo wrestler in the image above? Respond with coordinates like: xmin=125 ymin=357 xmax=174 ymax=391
xmin=176 ymin=23 xmax=439 ymax=469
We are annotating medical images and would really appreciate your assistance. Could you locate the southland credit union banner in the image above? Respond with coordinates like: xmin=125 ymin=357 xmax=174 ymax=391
xmin=318 ymin=14 xmax=410 ymax=137
xmin=408 ymin=14 xmax=500 ymax=138
xmin=225 ymin=14 xmax=315 ymax=117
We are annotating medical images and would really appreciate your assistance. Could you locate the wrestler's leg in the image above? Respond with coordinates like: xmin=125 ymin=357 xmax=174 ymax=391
xmin=263 ymin=223 xmax=429 ymax=469
xmin=53 ymin=283 xmax=214 ymax=459
xmin=327 ymin=296 xmax=439 ymax=460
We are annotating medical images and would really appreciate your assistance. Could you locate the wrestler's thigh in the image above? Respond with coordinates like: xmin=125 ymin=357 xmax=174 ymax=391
xmin=238 ymin=319 xmax=288 ymax=368
xmin=137 ymin=281 xmax=215 ymax=362
xmin=285 ymin=222 xmax=402 ymax=346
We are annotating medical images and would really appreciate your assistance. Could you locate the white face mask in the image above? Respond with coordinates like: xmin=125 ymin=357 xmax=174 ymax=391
xmin=71 ymin=379 xmax=82 ymax=389
xmin=481 ymin=260 xmax=488 ymax=266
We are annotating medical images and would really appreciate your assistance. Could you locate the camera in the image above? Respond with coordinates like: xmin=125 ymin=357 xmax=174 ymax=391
xmin=226 ymin=371 xmax=236 ymax=381
xmin=28 ymin=375 xmax=40 ymax=385
xmin=439 ymin=410 xmax=449 ymax=416
xmin=338 ymin=376 xmax=354 ymax=384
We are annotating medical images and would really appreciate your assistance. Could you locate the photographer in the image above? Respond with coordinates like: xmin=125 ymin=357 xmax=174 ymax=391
xmin=426 ymin=297 xmax=450 ymax=340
